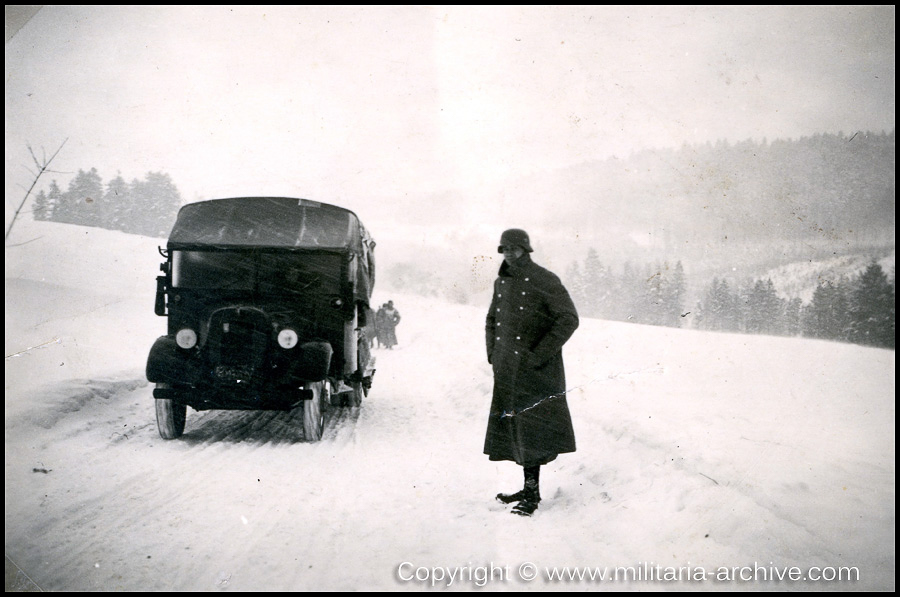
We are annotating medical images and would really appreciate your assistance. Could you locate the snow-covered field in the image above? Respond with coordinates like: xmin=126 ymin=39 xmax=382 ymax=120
xmin=5 ymin=219 xmax=895 ymax=591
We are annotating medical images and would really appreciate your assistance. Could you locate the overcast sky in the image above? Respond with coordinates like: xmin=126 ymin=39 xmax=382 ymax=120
xmin=4 ymin=5 xmax=895 ymax=232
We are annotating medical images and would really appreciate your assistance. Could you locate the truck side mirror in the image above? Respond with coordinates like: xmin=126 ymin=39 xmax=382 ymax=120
xmin=155 ymin=275 xmax=167 ymax=316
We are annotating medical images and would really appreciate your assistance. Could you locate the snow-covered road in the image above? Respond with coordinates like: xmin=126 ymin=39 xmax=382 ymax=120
xmin=5 ymin=221 xmax=895 ymax=591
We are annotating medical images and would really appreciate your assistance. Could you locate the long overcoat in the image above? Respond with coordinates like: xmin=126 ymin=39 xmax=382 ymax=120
xmin=483 ymin=254 xmax=579 ymax=467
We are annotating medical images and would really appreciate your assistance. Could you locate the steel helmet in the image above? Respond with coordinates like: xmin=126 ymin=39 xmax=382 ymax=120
xmin=497 ymin=228 xmax=533 ymax=253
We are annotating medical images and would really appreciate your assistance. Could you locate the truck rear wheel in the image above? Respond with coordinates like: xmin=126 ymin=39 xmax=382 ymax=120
xmin=155 ymin=385 xmax=186 ymax=439
xmin=302 ymin=380 xmax=328 ymax=441
xmin=349 ymin=379 xmax=364 ymax=407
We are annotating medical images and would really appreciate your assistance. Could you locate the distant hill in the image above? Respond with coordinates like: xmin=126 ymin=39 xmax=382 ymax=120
xmin=760 ymin=251 xmax=896 ymax=303
xmin=512 ymin=129 xmax=895 ymax=259
xmin=378 ymin=129 xmax=895 ymax=311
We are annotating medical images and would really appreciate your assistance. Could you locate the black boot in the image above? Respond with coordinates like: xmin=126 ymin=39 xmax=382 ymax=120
xmin=496 ymin=464 xmax=542 ymax=504
xmin=495 ymin=488 xmax=527 ymax=504
xmin=511 ymin=476 xmax=540 ymax=516
xmin=502 ymin=465 xmax=541 ymax=516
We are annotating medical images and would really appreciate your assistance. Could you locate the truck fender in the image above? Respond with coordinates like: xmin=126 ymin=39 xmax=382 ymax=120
xmin=146 ymin=336 xmax=200 ymax=385
xmin=297 ymin=341 xmax=333 ymax=382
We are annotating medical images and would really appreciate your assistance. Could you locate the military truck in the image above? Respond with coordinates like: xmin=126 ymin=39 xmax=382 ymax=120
xmin=145 ymin=197 xmax=376 ymax=441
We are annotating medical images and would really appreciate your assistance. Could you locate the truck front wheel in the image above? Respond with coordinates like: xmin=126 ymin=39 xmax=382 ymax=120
xmin=302 ymin=380 xmax=328 ymax=441
xmin=155 ymin=385 xmax=186 ymax=439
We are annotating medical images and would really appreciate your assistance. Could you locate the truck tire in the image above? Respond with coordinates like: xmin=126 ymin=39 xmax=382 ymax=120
xmin=155 ymin=385 xmax=186 ymax=439
xmin=303 ymin=380 xmax=328 ymax=441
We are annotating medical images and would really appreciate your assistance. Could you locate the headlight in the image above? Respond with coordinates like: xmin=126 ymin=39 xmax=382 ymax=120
xmin=277 ymin=328 xmax=299 ymax=349
xmin=175 ymin=328 xmax=197 ymax=349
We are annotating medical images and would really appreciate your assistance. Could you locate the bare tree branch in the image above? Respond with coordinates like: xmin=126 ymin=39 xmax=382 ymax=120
xmin=6 ymin=138 xmax=68 ymax=242
xmin=27 ymin=144 xmax=43 ymax=171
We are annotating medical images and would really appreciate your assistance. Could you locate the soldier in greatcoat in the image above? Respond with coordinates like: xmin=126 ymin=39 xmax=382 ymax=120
xmin=484 ymin=229 xmax=579 ymax=516
xmin=374 ymin=304 xmax=387 ymax=348
xmin=381 ymin=300 xmax=401 ymax=349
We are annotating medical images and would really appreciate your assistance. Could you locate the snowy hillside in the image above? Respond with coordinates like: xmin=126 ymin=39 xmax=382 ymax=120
xmin=761 ymin=251 xmax=896 ymax=303
xmin=5 ymin=218 xmax=895 ymax=591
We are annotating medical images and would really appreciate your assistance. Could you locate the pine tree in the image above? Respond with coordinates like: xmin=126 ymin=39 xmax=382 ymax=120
xmin=38 ymin=167 xmax=184 ymax=237
xmin=594 ymin=260 xmax=612 ymax=318
xmin=661 ymin=260 xmax=686 ymax=327
xmin=32 ymin=189 xmax=50 ymax=221
xmin=848 ymin=261 xmax=895 ymax=349
xmin=100 ymin=173 xmax=129 ymax=230
xmin=565 ymin=261 xmax=587 ymax=315
xmin=43 ymin=179 xmax=64 ymax=222
xmin=802 ymin=278 xmax=851 ymax=341
xmin=582 ymin=248 xmax=604 ymax=318
xmin=645 ymin=262 xmax=665 ymax=325
xmin=733 ymin=280 xmax=753 ymax=333
xmin=141 ymin=171 xmax=183 ymax=237
xmin=762 ymin=279 xmax=787 ymax=335
xmin=611 ymin=262 xmax=640 ymax=323
xmin=630 ymin=263 xmax=655 ymax=325
xmin=701 ymin=277 xmax=738 ymax=331
xmin=783 ymin=297 xmax=803 ymax=337
xmin=55 ymin=168 xmax=104 ymax=226
xmin=692 ymin=298 xmax=705 ymax=330
xmin=746 ymin=279 xmax=783 ymax=335
xmin=123 ymin=177 xmax=149 ymax=234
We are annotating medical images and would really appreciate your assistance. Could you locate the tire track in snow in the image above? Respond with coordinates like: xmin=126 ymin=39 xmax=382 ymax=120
xmin=6 ymin=304 xmax=464 ymax=590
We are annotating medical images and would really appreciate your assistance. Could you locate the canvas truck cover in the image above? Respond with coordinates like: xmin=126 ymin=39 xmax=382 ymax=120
xmin=167 ymin=197 xmax=375 ymax=303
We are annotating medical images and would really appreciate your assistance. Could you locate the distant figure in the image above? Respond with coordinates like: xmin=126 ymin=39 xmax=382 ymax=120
xmin=381 ymin=300 xmax=401 ymax=349
xmin=484 ymin=228 xmax=579 ymax=517
xmin=374 ymin=304 xmax=387 ymax=349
